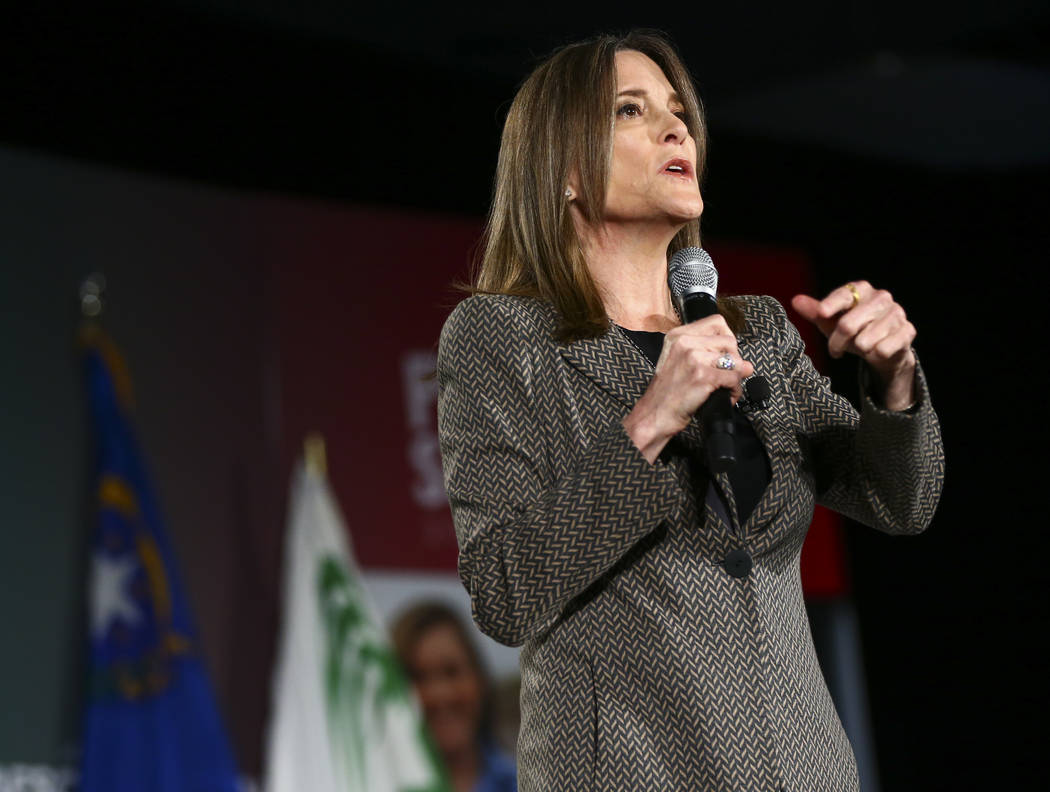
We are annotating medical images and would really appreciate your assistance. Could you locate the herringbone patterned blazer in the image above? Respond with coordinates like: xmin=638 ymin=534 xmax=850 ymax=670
xmin=437 ymin=293 xmax=944 ymax=792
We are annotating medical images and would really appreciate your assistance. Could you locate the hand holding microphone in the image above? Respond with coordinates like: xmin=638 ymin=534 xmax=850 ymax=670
xmin=622 ymin=247 xmax=753 ymax=468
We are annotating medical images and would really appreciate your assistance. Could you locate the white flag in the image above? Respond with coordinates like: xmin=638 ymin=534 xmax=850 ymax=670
xmin=264 ymin=462 xmax=450 ymax=792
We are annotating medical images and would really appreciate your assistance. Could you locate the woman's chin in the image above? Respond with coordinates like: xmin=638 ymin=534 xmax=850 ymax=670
xmin=432 ymin=722 xmax=476 ymax=756
xmin=670 ymin=199 xmax=704 ymax=223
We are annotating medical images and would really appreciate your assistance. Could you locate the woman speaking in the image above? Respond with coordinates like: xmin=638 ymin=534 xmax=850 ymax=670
xmin=437 ymin=31 xmax=944 ymax=791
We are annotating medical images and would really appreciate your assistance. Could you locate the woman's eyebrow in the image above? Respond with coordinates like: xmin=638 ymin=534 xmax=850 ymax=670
xmin=616 ymin=88 xmax=683 ymax=105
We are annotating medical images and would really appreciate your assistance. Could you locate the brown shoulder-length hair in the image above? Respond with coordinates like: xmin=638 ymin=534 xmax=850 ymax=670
xmin=391 ymin=601 xmax=495 ymax=740
xmin=473 ymin=30 xmax=742 ymax=341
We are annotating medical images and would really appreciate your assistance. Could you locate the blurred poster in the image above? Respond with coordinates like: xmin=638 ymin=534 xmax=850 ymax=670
xmin=275 ymin=207 xmax=482 ymax=572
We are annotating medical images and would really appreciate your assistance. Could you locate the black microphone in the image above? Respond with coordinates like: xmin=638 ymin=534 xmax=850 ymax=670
xmin=668 ymin=247 xmax=736 ymax=472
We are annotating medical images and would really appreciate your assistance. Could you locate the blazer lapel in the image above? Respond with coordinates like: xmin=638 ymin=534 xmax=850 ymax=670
xmin=735 ymin=335 xmax=797 ymax=459
xmin=735 ymin=334 xmax=808 ymax=541
xmin=559 ymin=326 xmax=653 ymax=410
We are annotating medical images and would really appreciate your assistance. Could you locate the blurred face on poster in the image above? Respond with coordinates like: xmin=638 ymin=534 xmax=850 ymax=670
xmin=408 ymin=623 xmax=485 ymax=756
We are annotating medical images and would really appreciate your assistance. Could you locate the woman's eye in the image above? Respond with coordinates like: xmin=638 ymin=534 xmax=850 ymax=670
xmin=616 ymin=103 xmax=642 ymax=119
xmin=673 ymin=110 xmax=688 ymax=121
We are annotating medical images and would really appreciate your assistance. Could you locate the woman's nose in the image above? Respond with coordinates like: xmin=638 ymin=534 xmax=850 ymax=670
xmin=661 ymin=111 xmax=688 ymax=144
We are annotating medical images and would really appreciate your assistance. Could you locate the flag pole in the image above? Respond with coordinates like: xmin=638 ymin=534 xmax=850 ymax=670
xmin=304 ymin=432 xmax=327 ymax=478
xmin=80 ymin=272 xmax=107 ymax=319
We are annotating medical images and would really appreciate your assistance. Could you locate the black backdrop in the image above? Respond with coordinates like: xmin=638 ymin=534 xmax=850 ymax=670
xmin=5 ymin=5 xmax=1048 ymax=788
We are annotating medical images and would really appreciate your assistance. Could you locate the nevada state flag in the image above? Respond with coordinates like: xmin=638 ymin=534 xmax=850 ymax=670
xmin=78 ymin=323 xmax=240 ymax=792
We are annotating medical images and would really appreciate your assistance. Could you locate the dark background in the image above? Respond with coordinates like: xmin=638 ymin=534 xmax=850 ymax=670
xmin=5 ymin=2 xmax=1049 ymax=788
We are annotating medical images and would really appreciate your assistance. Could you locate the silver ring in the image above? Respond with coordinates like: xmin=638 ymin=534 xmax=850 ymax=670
xmin=716 ymin=353 xmax=735 ymax=370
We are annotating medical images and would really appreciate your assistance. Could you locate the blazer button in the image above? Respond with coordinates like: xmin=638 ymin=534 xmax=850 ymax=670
xmin=724 ymin=548 xmax=753 ymax=578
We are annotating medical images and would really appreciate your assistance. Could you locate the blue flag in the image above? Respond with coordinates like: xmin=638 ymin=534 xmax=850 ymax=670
xmin=79 ymin=324 xmax=240 ymax=792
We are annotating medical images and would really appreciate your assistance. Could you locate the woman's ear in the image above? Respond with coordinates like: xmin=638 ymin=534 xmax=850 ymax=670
xmin=564 ymin=169 xmax=581 ymax=203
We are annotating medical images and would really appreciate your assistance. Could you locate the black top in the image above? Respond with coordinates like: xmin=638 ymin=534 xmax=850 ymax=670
xmin=618 ymin=326 xmax=772 ymax=525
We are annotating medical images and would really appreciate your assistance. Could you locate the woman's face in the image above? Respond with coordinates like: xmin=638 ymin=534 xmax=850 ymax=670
xmin=409 ymin=623 xmax=484 ymax=757
xmin=603 ymin=50 xmax=703 ymax=226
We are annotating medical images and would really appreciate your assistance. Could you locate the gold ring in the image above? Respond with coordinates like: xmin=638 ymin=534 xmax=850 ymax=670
xmin=846 ymin=282 xmax=861 ymax=308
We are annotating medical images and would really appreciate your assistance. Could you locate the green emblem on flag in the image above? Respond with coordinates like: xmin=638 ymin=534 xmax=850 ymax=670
xmin=266 ymin=461 xmax=451 ymax=792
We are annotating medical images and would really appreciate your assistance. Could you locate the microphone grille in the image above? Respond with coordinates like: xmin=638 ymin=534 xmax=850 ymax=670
xmin=668 ymin=246 xmax=718 ymax=301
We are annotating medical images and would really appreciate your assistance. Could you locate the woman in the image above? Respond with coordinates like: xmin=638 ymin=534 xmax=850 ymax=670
xmin=392 ymin=602 xmax=517 ymax=792
xmin=437 ymin=31 xmax=943 ymax=792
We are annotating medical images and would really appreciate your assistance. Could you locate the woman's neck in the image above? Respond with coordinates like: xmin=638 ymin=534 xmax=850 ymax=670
xmin=444 ymin=743 xmax=482 ymax=792
xmin=580 ymin=221 xmax=680 ymax=332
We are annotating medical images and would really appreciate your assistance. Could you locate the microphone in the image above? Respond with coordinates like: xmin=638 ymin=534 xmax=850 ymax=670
xmin=668 ymin=246 xmax=736 ymax=472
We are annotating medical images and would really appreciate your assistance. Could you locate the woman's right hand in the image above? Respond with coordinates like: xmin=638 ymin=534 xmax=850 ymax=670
xmin=622 ymin=315 xmax=754 ymax=463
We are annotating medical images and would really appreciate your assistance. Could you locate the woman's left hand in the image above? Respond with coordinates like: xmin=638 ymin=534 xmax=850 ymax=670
xmin=791 ymin=281 xmax=917 ymax=411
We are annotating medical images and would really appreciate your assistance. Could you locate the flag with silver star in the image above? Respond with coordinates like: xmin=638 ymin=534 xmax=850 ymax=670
xmin=78 ymin=323 xmax=240 ymax=792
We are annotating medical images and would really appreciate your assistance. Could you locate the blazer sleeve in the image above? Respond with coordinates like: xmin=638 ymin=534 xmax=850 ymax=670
xmin=767 ymin=295 xmax=945 ymax=535
xmin=437 ymin=296 xmax=680 ymax=647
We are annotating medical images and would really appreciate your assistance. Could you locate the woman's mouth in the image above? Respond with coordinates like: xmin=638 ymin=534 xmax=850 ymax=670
xmin=662 ymin=158 xmax=694 ymax=180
